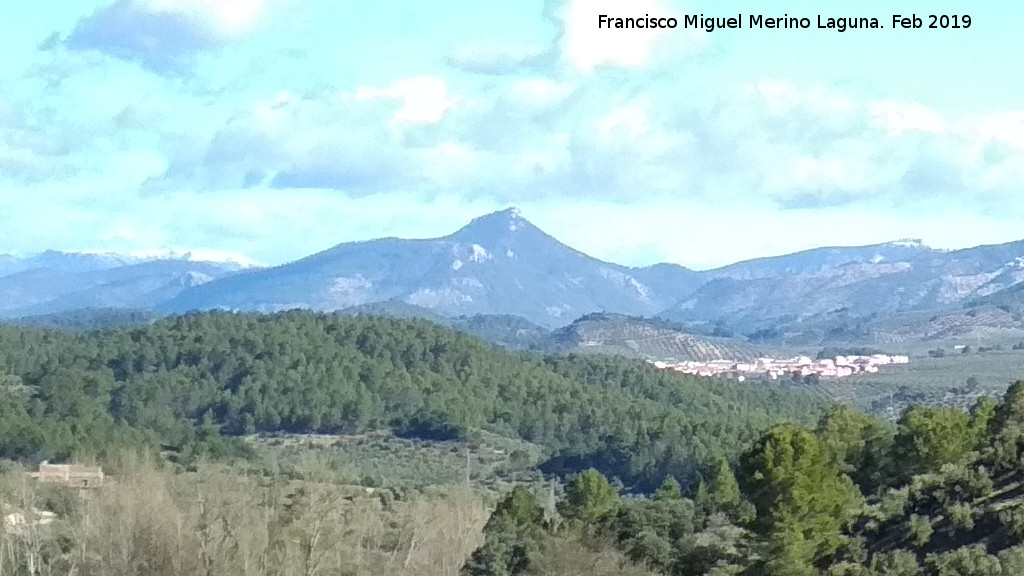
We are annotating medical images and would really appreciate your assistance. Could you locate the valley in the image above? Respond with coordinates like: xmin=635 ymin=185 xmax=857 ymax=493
xmin=3 ymin=1 xmax=1022 ymax=573
xmin=5 ymin=212 xmax=1024 ymax=576
xmin=2 ymin=311 xmax=1024 ymax=575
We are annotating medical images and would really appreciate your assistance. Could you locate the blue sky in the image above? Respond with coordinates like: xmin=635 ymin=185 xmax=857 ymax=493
xmin=1 ymin=0 xmax=1022 ymax=270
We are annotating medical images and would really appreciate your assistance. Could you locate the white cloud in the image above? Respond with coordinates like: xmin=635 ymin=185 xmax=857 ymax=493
xmin=31 ymin=5 xmax=1024 ymax=265
xmin=351 ymin=76 xmax=460 ymax=125
xmin=870 ymin=99 xmax=946 ymax=136
xmin=755 ymin=79 xmax=858 ymax=118
xmin=776 ymin=156 xmax=859 ymax=192
xmin=967 ymin=111 xmax=1024 ymax=150
xmin=597 ymin=102 xmax=651 ymax=141
xmin=509 ymin=78 xmax=575 ymax=110
xmin=756 ymin=79 xmax=802 ymax=113
xmin=447 ymin=41 xmax=547 ymax=74
xmin=142 ymin=0 xmax=269 ymax=37
xmin=552 ymin=0 xmax=698 ymax=73
xmin=135 ymin=69 xmax=1024 ymax=216
xmin=7 ymin=0 xmax=1024 ymax=274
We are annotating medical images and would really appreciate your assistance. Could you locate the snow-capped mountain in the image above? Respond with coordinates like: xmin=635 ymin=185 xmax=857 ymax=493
xmin=0 ymin=250 xmax=259 ymax=318
xmin=0 ymin=248 xmax=259 ymax=276
xmin=125 ymin=249 xmax=262 ymax=269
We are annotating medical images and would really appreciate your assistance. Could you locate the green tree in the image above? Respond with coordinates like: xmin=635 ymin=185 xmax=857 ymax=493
xmin=968 ymin=396 xmax=997 ymax=449
xmin=988 ymin=381 xmax=1024 ymax=470
xmin=872 ymin=549 xmax=921 ymax=576
xmin=739 ymin=423 xmax=862 ymax=574
xmin=606 ymin=497 xmax=696 ymax=573
xmin=816 ymin=404 xmax=892 ymax=494
xmin=695 ymin=455 xmax=743 ymax=519
xmin=462 ymin=486 xmax=547 ymax=576
xmin=926 ymin=544 xmax=1002 ymax=576
xmin=558 ymin=469 xmax=620 ymax=525
xmin=652 ymin=476 xmax=682 ymax=501
xmin=0 ymin=313 xmax=824 ymax=489
xmin=892 ymin=405 xmax=972 ymax=480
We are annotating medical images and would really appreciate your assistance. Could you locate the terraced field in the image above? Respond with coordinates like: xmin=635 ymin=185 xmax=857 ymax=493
xmin=550 ymin=314 xmax=774 ymax=361
xmin=866 ymin=306 xmax=1024 ymax=344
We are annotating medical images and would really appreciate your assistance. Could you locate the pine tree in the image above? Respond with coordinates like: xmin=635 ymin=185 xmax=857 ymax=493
xmin=740 ymin=423 xmax=862 ymax=573
xmin=462 ymin=486 xmax=547 ymax=576
xmin=893 ymin=405 xmax=972 ymax=480
xmin=653 ymin=476 xmax=682 ymax=501
xmin=816 ymin=403 xmax=892 ymax=494
xmin=558 ymin=469 xmax=620 ymax=525
xmin=708 ymin=456 xmax=742 ymax=511
xmin=987 ymin=381 xmax=1024 ymax=470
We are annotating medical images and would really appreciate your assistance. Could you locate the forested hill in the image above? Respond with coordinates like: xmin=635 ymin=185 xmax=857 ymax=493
xmin=0 ymin=311 xmax=822 ymax=490
xmin=457 ymin=386 xmax=1024 ymax=576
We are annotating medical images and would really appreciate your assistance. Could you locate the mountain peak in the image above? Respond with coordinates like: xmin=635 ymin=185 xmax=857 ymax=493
xmin=450 ymin=207 xmax=536 ymax=243
xmin=884 ymin=238 xmax=928 ymax=249
xmin=467 ymin=207 xmax=523 ymax=227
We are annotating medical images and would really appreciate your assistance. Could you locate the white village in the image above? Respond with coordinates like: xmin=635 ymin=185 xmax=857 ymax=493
xmin=651 ymin=353 xmax=910 ymax=381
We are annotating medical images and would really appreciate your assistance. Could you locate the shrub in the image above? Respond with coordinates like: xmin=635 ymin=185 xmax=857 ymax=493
xmin=998 ymin=506 xmax=1024 ymax=540
xmin=878 ymin=488 xmax=910 ymax=522
xmin=907 ymin=514 xmax=933 ymax=548
xmin=944 ymin=501 xmax=975 ymax=533
xmin=998 ymin=545 xmax=1024 ymax=574
xmin=925 ymin=544 xmax=1002 ymax=576
xmin=872 ymin=549 xmax=920 ymax=576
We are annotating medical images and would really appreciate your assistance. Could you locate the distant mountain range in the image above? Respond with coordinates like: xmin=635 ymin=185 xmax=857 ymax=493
xmin=4 ymin=208 xmax=1024 ymax=347
xmin=158 ymin=209 xmax=701 ymax=323
xmin=0 ymin=250 xmax=254 ymax=318
xmin=665 ymin=238 xmax=1024 ymax=332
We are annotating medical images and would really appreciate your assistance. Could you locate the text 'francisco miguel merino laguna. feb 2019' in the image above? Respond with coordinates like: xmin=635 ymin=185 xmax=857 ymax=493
xmin=597 ymin=13 xmax=972 ymax=32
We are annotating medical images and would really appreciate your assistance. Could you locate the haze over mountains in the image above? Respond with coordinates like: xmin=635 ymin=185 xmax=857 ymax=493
xmin=0 ymin=250 xmax=256 ymax=318
xmin=4 ymin=208 xmax=1024 ymax=345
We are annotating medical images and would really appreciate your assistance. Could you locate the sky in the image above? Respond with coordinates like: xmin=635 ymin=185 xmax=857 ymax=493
xmin=1 ymin=0 xmax=1023 ymax=270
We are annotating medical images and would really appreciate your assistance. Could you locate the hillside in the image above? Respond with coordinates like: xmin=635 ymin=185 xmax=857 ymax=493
xmin=337 ymin=301 xmax=553 ymax=350
xmin=821 ymin=387 xmax=1024 ymax=574
xmin=867 ymin=305 xmax=1024 ymax=344
xmin=0 ymin=311 xmax=822 ymax=491
xmin=474 ymin=388 xmax=1024 ymax=576
xmin=158 ymin=209 xmax=703 ymax=327
xmin=662 ymin=240 xmax=1024 ymax=342
xmin=4 ymin=312 xmax=1024 ymax=576
xmin=974 ymin=280 xmax=1024 ymax=312
xmin=447 ymin=313 xmax=552 ymax=350
xmin=741 ymin=305 xmax=1024 ymax=347
xmin=548 ymin=313 xmax=768 ymax=361
xmin=7 ymin=307 xmax=159 ymax=331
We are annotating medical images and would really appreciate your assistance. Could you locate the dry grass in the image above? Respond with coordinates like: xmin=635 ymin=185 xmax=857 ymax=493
xmin=531 ymin=534 xmax=661 ymax=576
xmin=0 ymin=454 xmax=490 ymax=576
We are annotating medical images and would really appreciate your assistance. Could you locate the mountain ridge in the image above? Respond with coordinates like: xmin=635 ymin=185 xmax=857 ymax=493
xmin=3 ymin=208 xmax=1024 ymax=343
xmin=157 ymin=207 xmax=703 ymax=326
